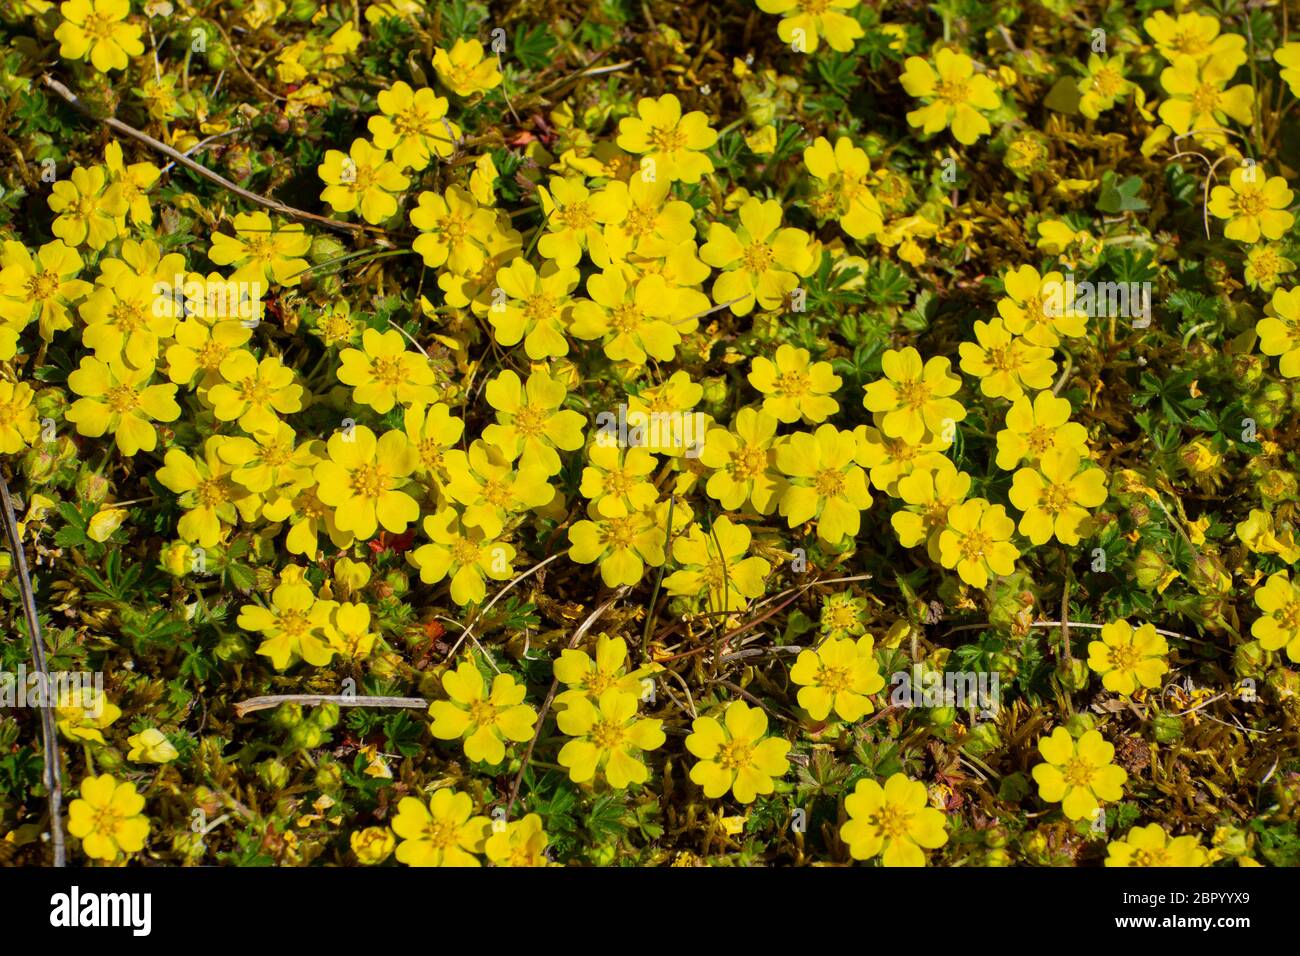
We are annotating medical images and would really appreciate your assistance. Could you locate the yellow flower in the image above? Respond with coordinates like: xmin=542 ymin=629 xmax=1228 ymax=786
xmin=995 ymin=391 xmax=1089 ymax=471
xmin=126 ymin=728 xmax=179 ymax=763
xmin=748 ymin=343 xmax=841 ymax=424
xmin=206 ymin=350 xmax=303 ymax=435
xmin=0 ymin=240 xmax=92 ymax=341
xmin=553 ymin=634 xmax=658 ymax=708
xmin=327 ymin=601 xmax=377 ymax=659
xmin=216 ymin=420 xmax=316 ymax=497
xmin=409 ymin=186 xmax=496 ymax=272
xmin=597 ymin=175 xmax=697 ymax=263
xmin=391 ymin=790 xmax=490 ymax=867
xmin=208 ymin=212 xmax=311 ymax=287
xmin=368 ymin=81 xmax=461 ymax=170
xmin=318 ymin=138 xmax=411 ymax=224
xmin=568 ymin=502 xmax=666 ymax=586
xmin=55 ymin=0 xmax=143 ymax=73
xmin=68 ymin=774 xmax=150 ymax=861
xmin=78 ymin=270 xmax=177 ymax=368
xmin=700 ymin=198 xmax=813 ymax=315
xmin=997 ymin=264 xmax=1087 ymax=348
xmin=1087 ymin=620 xmax=1169 ymax=695
xmin=103 ymin=140 xmax=159 ymax=226
xmin=900 ymin=49 xmax=1001 ymax=145
xmin=819 ymin=592 xmax=869 ymax=639
xmin=56 ymin=686 xmax=120 ymax=743
xmin=1251 ymin=570 xmax=1300 ymax=663
xmin=1144 ymin=11 xmax=1246 ymax=66
xmin=488 ymin=258 xmax=579 ymax=359
xmin=350 ymin=826 xmax=396 ymax=865
xmin=314 ymin=425 xmax=420 ymax=541
xmin=433 ymin=39 xmax=502 ymax=98
xmin=853 ymin=422 xmax=951 ymax=496
xmin=580 ymin=444 xmax=659 ymax=517
xmin=789 ymin=634 xmax=884 ymax=722
xmin=664 ymin=515 xmax=771 ymax=614
xmin=616 ymin=93 xmax=718 ymax=183
xmin=0 ymin=381 xmax=41 ymax=453
xmin=1257 ymin=286 xmax=1300 ymax=377
xmin=48 ymin=165 xmax=127 ymax=250
xmin=1008 ymin=448 xmax=1108 ymax=546
xmin=429 ymin=658 xmax=537 ymax=765
xmin=1106 ymin=824 xmax=1208 ymax=867
xmin=557 ymin=688 xmax=665 ymax=788
xmin=537 ymin=176 xmax=629 ymax=269
xmin=1208 ymin=167 xmax=1295 ymax=245
xmin=1031 ymin=727 xmax=1127 ymax=821
xmin=1243 ymin=243 xmax=1295 ymax=292
xmin=157 ymin=437 xmax=255 ymax=547
xmin=238 ymin=578 xmax=335 ymax=669
xmin=776 ymin=424 xmax=872 ymax=545
xmin=1276 ymin=42 xmax=1300 ymax=97
xmin=1077 ymin=54 xmax=1135 ymax=119
xmin=1157 ymin=54 xmax=1253 ymax=144
xmin=936 ymin=498 xmax=1019 ymax=588
xmin=411 ymin=507 xmax=515 ymax=606
xmin=337 ymin=327 xmax=437 ymax=413
xmin=756 ymin=0 xmax=864 ymax=53
xmin=959 ymin=318 xmax=1055 ymax=400
xmin=443 ymin=439 xmax=555 ymax=538
xmin=570 ymin=270 xmax=705 ymax=364
xmin=891 ymin=459 xmax=971 ymax=560
xmin=66 ymin=355 xmax=179 ymax=456
xmin=685 ymin=700 xmax=790 ymax=803
xmin=841 ymin=773 xmax=949 ymax=866
xmin=699 ymin=406 xmax=784 ymax=514
xmin=863 ymin=346 xmax=965 ymax=444
xmin=485 ymin=813 xmax=550 ymax=866
xmin=625 ymin=370 xmax=712 ymax=457
xmin=482 ymin=368 xmax=585 ymax=475
xmin=404 ymin=401 xmax=465 ymax=485
xmin=803 ymin=136 xmax=883 ymax=239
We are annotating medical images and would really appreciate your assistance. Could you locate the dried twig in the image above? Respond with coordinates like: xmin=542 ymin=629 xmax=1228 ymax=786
xmin=0 ymin=468 xmax=64 ymax=866
xmin=41 ymin=74 xmax=374 ymax=236
xmin=233 ymin=694 xmax=427 ymax=718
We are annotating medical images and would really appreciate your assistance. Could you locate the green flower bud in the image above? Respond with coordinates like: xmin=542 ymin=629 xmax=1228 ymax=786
xmin=315 ymin=760 xmax=344 ymax=793
xmin=1233 ymin=641 xmax=1266 ymax=678
xmin=310 ymin=703 xmax=340 ymax=731
xmin=1151 ymin=712 xmax=1184 ymax=743
xmin=258 ymin=758 xmax=290 ymax=790
xmin=1064 ymin=712 xmax=1096 ymax=737
xmin=75 ymin=471 xmax=111 ymax=507
xmin=1059 ymin=658 xmax=1091 ymax=692
xmin=929 ymin=706 xmax=957 ymax=727
xmin=1134 ymin=549 xmax=1171 ymax=590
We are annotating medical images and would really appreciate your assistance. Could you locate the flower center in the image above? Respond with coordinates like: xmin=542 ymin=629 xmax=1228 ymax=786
xmin=813 ymin=467 xmax=845 ymax=498
xmin=895 ymin=379 xmax=932 ymax=410
xmin=715 ymin=738 xmax=754 ymax=771
xmin=1061 ymin=756 xmax=1096 ymax=788
xmin=774 ymin=369 xmax=810 ymax=397
xmin=648 ymin=124 xmax=687 ymax=153
xmin=959 ymin=529 xmax=991 ymax=563
xmin=730 ymin=444 xmax=767 ymax=481
xmin=868 ymin=804 xmax=912 ymax=839
xmin=1039 ymin=481 xmax=1074 ymax=515
xmin=25 ymin=271 xmax=60 ymax=301
xmin=1190 ymin=83 xmax=1221 ymax=116
xmin=1233 ymin=187 xmax=1269 ymax=217
xmin=104 ymin=384 xmax=139 ymax=414
xmin=590 ymin=718 xmax=627 ymax=750
xmin=1026 ymin=424 xmax=1055 ymax=455
xmin=1277 ymin=600 xmax=1300 ymax=631
xmin=815 ymin=663 xmax=852 ymax=693
xmin=935 ymin=78 xmax=970 ymax=104
xmin=742 ymin=241 xmax=774 ymax=273
xmin=370 ymin=355 xmax=406 ymax=386
xmin=350 ymin=463 xmax=389 ymax=499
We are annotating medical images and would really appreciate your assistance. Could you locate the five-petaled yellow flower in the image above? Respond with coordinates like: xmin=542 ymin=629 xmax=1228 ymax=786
xmin=428 ymin=658 xmax=538 ymax=765
xmin=616 ymin=93 xmax=718 ymax=184
xmin=1087 ymin=620 xmax=1170 ymax=696
xmin=391 ymin=789 xmax=490 ymax=867
xmin=900 ymin=49 xmax=1001 ymax=145
xmin=841 ymin=773 xmax=949 ymax=867
xmin=789 ymin=634 xmax=885 ymax=722
xmin=1032 ymin=727 xmax=1127 ymax=821
xmin=68 ymin=773 xmax=150 ymax=861
xmin=685 ymin=700 xmax=791 ymax=804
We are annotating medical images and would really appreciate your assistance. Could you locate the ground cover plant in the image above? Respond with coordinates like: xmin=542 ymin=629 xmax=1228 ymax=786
xmin=0 ymin=0 xmax=1299 ymax=868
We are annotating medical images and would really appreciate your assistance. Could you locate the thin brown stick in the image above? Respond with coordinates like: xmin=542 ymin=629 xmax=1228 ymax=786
xmin=233 ymin=694 xmax=427 ymax=718
xmin=0 ymin=468 xmax=64 ymax=866
xmin=41 ymin=74 xmax=373 ymax=236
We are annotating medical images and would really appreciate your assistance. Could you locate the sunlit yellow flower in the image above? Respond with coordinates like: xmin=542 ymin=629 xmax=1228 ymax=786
xmin=803 ymin=136 xmax=883 ymax=238
xmin=685 ymin=701 xmax=790 ymax=804
xmin=1257 ymin=286 xmax=1300 ymax=377
xmin=664 ymin=515 xmax=770 ymax=614
xmin=748 ymin=344 xmax=841 ymax=423
xmin=1144 ymin=11 xmax=1246 ymax=67
xmin=1208 ymin=167 xmax=1294 ymax=245
xmin=314 ymin=425 xmax=420 ymax=541
xmin=487 ymin=259 xmax=579 ymax=359
xmin=410 ymin=186 xmax=496 ymax=272
xmin=156 ymin=437 xmax=254 ymax=547
xmin=1087 ymin=620 xmax=1169 ymax=695
xmin=756 ymin=0 xmax=864 ymax=53
xmin=699 ymin=406 xmax=784 ymax=514
xmin=570 ymin=270 xmax=705 ymax=364
xmin=238 ymin=577 xmax=335 ymax=669
xmin=483 ymin=368 xmax=585 ymax=475
xmin=405 ymin=401 xmax=465 ymax=486
xmin=411 ymin=507 xmax=515 ymax=606
xmin=841 ymin=773 xmax=948 ymax=866
xmin=863 ymin=346 xmax=965 ymax=444
xmin=443 ymin=439 xmax=555 ymax=538
xmin=48 ymin=165 xmax=126 ymax=250
xmin=776 ymin=424 xmax=872 ymax=545
xmin=66 ymin=355 xmax=179 ymax=456
xmin=537 ymin=176 xmax=629 ymax=269
xmin=56 ymin=686 xmax=120 ymax=743
xmin=338 ymin=327 xmax=437 ymax=413
xmin=433 ymin=39 xmax=502 ymax=98
xmin=1251 ymin=570 xmax=1300 ymax=663
xmin=554 ymin=634 xmax=658 ymax=708
xmin=0 ymin=381 xmax=41 ymax=453
xmin=1077 ymin=54 xmax=1135 ymax=119
xmin=959 ymin=318 xmax=1055 ymax=400
xmin=1106 ymin=824 xmax=1208 ymax=867
xmin=700 ymin=198 xmax=813 ymax=315
xmin=206 ymin=350 xmax=303 ymax=435
xmin=1031 ymin=727 xmax=1127 ymax=821
xmin=429 ymin=658 xmax=537 ymax=765
xmin=790 ymin=634 xmax=884 ymax=722
xmin=616 ymin=93 xmax=718 ymax=183
xmin=557 ymin=688 xmax=665 ymax=788
xmin=1157 ymin=54 xmax=1253 ymax=144
xmin=350 ymin=826 xmax=396 ymax=865
xmin=319 ymin=138 xmax=411 ymax=224
xmin=901 ymin=49 xmax=1001 ymax=145
xmin=68 ymin=774 xmax=149 ymax=861
xmin=853 ymin=423 xmax=951 ymax=496
xmin=368 ymin=81 xmax=461 ymax=170
xmin=890 ymin=459 xmax=971 ymax=560
xmin=55 ymin=0 xmax=143 ymax=73
xmin=485 ymin=813 xmax=550 ymax=866
xmin=392 ymin=789 xmax=489 ymax=867
xmin=1277 ymin=42 xmax=1300 ymax=97
xmin=1243 ymin=243 xmax=1295 ymax=292
xmin=126 ymin=728 xmax=178 ymax=763
xmin=995 ymin=391 xmax=1089 ymax=471
xmin=208 ymin=212 xmax=311 ymax=287
xmin=580 ymin=443 xmax=659 ymax=518
xmin=568 ymin=502 xmax=666 ymax=587
xmin=0 ymin=240 xmax=92 ymax=342
xmin=1009 ymin=448 xmax=1108 ymax=546
xmin=997 ymin=265 xmax=1087 ymax=348
xmin=936 ymin=498 xmax=1019 ymax=588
